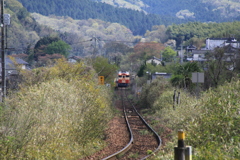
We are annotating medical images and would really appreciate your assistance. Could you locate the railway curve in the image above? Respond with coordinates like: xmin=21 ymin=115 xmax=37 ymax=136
xmin=103 ymin=89 xmax=162 ymax=160
xmin=82 ymin=88 xmax=162 ymax=160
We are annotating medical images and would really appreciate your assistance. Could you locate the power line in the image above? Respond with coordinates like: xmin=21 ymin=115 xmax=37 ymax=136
xmin=68 ymin=37 xmax=164 ymax=45
xmin=99 ymin=39 xmax=137 ymax=43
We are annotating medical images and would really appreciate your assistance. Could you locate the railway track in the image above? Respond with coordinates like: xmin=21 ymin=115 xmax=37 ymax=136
xmin=103 ymin=88 xmax=161 ymax=160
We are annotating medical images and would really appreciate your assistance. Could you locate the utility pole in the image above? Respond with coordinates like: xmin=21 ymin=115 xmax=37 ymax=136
xmin=180 ymin=41 xmax=183 ymax=64
xmin=1 ymin=0 xmax=6 ymax=102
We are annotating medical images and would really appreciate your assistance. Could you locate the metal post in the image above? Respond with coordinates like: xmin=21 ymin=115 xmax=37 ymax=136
xmin=197 ymin=72 xmax=199 ymax=98
xmin=177 ymin=91 xmax=181 ymax=105
xmin=130 ymin=62 xmax=132 ymax=73
xmin=174 ymin=130 xmax=193 ymax=160
xmin=180 ymin=41 xmax=183 ymax=64
xmin=1 ymin=0 xmax=6 ymax=102
xmin=5 ymin=24 xmax=7 ymax=48
xmin=185 ymin=146 xmax=192 ymax=160
xmin=173 ymin=90 xmax=176 ymax=110
xmin=174 ymin=130 xmax=186 ymax=160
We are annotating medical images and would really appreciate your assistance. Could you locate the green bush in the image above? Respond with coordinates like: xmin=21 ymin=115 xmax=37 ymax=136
xmin=140 ymin=77 xmax=172 ymax=109
xmin=187 ymin=81 xmax=240 ymax=159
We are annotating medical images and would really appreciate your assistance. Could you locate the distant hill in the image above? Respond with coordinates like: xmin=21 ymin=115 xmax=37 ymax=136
xmin=16 ymin=0 xmax=240 ymax=36
xmin=94 ymin=0 xmax=240 ymax=21
xmin=17 ymin=0 xmax=186 ymax=36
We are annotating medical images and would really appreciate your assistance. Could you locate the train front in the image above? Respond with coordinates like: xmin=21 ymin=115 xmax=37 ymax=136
xmin=117 ymin=71 xmax=130 ymax=87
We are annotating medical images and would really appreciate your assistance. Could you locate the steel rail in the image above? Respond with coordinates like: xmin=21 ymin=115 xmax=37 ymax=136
xmin=103 ymin=89 xmax=162 ymax=159
xmin=102 ymin=90 xmax=133 ymax=160
xmin=125 ymin=91 xmax=162 ymax=160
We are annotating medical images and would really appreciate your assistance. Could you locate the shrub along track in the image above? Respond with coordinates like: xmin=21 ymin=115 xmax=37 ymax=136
xmin=82 ymin=88 xmax=161 ymax=160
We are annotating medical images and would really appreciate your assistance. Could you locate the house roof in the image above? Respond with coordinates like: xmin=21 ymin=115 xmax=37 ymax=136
xmin=152 ymin=72 xmax=172 ymax=79
xmin=192 ymin=50 xmax=212 ymax=54
xmin=147 ymin=56 xmax=162 ymax=61
xmin=0 ymin=57 xmax=29 ymax=70
xmin=207 ymin=37 xmax=239 ymax=42
xmin=222 ymin=45 xmax=239 ymax=52
xmin=68 ymin=56 xmax=81 ymax=60
xmin=206 ymin=38 xmax=231 ymax=40
xmin=11 ymin=58 xmax=29 ymax=65
xmin=226 ymin=39 xmax=240 ymax=43
xmin=187 ymin=45 xmax=197 ymax=49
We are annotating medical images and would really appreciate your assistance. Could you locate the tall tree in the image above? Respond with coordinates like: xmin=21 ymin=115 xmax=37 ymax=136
xmin=204 ymin=45 xmax=238 ymax=88
xmin=162 ymin=46 xmax=176 ymax=62
xmin=170 ymin=62 xmax=201 ymax=89
xmin=133 ymin=42 xmax=165 ymax=61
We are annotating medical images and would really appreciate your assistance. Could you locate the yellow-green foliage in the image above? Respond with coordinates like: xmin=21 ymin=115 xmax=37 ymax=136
xmin=0 ymin=60 xmax=113 ymax=159
xmin=143 ymin=80 xmax=240 ymax=159
xmin=186 ymin=81 xmax=240 ymax=159
xmin=140 ymin=77 xmax=172 ymax=109
xmin=19 ymin=59 xmax=95 ymax=86
xmin=153 ymin=89 xmax=200 ymax=130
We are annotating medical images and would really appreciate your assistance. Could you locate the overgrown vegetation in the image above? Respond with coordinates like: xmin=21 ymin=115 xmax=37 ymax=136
xmin=0 ymin=59 xmax=114 ymax=159
xmin=2 ymin=1 xmax=240 ymax=159
xmin=139 ymin=78 xmax=240 ymax=159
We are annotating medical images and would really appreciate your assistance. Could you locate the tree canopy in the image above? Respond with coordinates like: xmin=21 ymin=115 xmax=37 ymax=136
xmin=132 ymin=42 xmax=165 ymax=61
xmin=45 ymin=40 xmax=71 ymax=57
xmin=33 ymin=36 xmax=71 ymax=66
xmin=162 ymin=46 xmax=176 ymax=62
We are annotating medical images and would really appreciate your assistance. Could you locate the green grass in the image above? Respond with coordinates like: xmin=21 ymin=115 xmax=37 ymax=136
xmin=139 ymin=129 xmax=150 ymax=135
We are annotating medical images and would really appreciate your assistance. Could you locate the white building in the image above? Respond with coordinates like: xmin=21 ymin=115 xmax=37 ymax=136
xmin=206 ymin=38 xmax=240 ymax=50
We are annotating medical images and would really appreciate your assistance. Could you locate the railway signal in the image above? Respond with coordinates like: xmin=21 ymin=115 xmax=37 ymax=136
xmin=98 ymin=76 xmax=104 ymax=85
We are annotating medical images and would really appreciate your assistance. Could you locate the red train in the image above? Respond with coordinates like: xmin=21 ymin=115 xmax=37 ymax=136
xmin=117 ymin=71 xmax=130 ymax=87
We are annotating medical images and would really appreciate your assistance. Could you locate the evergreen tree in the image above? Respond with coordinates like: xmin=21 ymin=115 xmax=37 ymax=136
xmin=137 ymin=64 xmax=146 ymax=77
xmin=34 ymin=36 xmax=60 ymax=50
xmin=45 ymin=40 xmax=71 ymax=57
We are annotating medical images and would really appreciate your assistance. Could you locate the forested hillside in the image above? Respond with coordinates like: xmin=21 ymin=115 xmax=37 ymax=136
xmin=31 ymin=13 xmax=137 ymax=57
xmin=4 ymin=0 xmax=58 ymax=54
xmin=165 ymin=21 xmax=240 ymax=47
xmin=94 ymin=0 xmax=240 ymax=22
xmin=17 ymin=0 xmax=185 ymax=35
xmin=142 ymin=0 xmax=223 ymax=21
